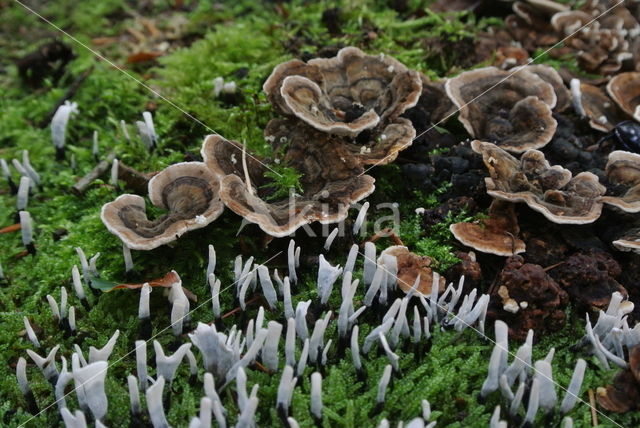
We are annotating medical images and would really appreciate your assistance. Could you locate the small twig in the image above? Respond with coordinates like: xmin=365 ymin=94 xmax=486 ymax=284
xmin=71 ymin=152 xmax=116 ymax=195
xmin=118 ymin=162 xmax=156 ymax=195
xmin=38 ymin=66 xmax=94 ymax=127
xmin=221 ymin=295 xmax=262 ymax=320
xmin=242 ymin=141 xmax=254 ymax=196
xmin=543 ymin=261 xmax=565 ymax=272
xmin=588 ymin=388 xmax=598 ymax=427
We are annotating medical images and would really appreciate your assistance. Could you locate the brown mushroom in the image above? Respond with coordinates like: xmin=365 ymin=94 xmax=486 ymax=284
xmin=552 ymin=10 xmax=634 ymax=75
xmin=378 ymin=245 xmax=446 ymax=296
xmin=101 ymin=162 xmax=224 ymax=250
xmin=526 ymin=64 xmax=571 ymax=112
xmin=613 ymin=228 xmax=640 ymax=253
xmin=201 ymin=133 xmax=375 ymax=237
xmin=450 ymin=200 xmax=526 ymax=257
xmin=472 ymin=140 xmax=606 ymax=224
xmin=507 ymin=3 xmax=560 ymax=51
xmin=607 ymin=72 xmax=640 ymax=122
xmin=600 ymin=150 xmax=640 ymax=213
xmin=488 ymin=255 xmax=568 ymax=342
xmin=263 ymin=46 xmax=422 ymax=137
xmin=579 ymin=82 xmax=627 ymax=132
xmin=597 ymin=345 xmax=640 ymax=413
xmin=445 ymin=66 xmax=557 ymax=152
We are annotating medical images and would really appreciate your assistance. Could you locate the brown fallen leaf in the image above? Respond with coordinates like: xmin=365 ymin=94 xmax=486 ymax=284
xmin=91 ymin=37 xmax=119 ymax=46
xmin=126 ymin=51 xmax=163 ymax=64
xmin=100 ymin=271 xmax=198 ymax=302
xmin=0 ymin=223 xmax=21 ymax=234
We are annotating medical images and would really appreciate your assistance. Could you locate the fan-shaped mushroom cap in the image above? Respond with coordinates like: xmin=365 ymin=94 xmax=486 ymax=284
xmin=551 ymin=10 xmax=593 ymax=35
xmin=201 ymin=134 xmax=375 ymax=237
xmin=472 ymin=140 xmax=606 ymax=224
xmin=526 ymin=0 xmax=569 ymax=14
xmin=579 ymin=82 xmax=627 ymax=132
xmin=445 ymin=66 xmax=557 ymax=152
xmin=607 ymin=72 xmax=640 ymax=122
xmin=101 ymin=162 xmax=224 ymax=250
xmin=600 ymin=150 xmax=640 ymax=212
xmin=263 ymin=47 xmax=422 ymax=137
xmin=525 ymin=64 xmax=571 ymax=112
xmin=450 ymin=201 xmax=526 ymax=257
xmin=378 ymin=246 xmax=446 ymax=296
xmin=613 ymin=228 xmax=640 ymax=253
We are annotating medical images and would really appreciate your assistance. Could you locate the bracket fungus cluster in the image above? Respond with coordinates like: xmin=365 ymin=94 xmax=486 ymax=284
xmin=471 ymin=140 xmax=606 ymax=224
xmin=99 ymin=47 xmax=461 ymax=242
xmin=506 ymin=0 xmax=639 ymax=75
xmin=450 ymin=200 xmax=526 ymax=257
xmin=445 ymin=66 xmax=558 ymax=152
xmin=101 ymin=162 xmax=224 ymax=250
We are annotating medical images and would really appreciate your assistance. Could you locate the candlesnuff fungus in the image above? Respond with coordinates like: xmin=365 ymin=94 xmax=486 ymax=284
xmin=101 ymin=161 xmax=224 ymax=250
xmin=51 ymin=100 xmax=78 ymax=159
xmin=263 ymin=46 xmax=422 ymax=137
xmin=450 ymin=200 xmax=526 ymax=257
xmin=472 ymin=140 xmax=606 ymax=224
xmin=201 ymin=134 xmax=374 ymax=237
xmin=445 ymin=66 xmax=557 ymax=152
xmin=600 ymin=150 xmax=640 ymax=213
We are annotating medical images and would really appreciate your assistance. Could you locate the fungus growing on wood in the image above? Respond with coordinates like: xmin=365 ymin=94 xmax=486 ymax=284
xmin=450 ymin=200 xmax=526 ymax=257
xmin=101 ymin=162 xmax=224 ymax=250
xmin=378 ymin=246 xmax=445 ymax=296
xmin=607 ymin=72 xmax=640 ymax=123
xmin=263 ymin=46 xmax=422 ymax=137
xmin=600 ymin=150 xmax=640 ymax=213
xmin=472 ymin=140 xmax=606 ymax=224
xmin=201 ymin=134 xmax=374 ymax=237
xmin=445 ymin=67 xmax=557 ymax=152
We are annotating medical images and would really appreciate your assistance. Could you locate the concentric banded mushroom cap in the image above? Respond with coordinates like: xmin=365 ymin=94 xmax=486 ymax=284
xmin=450 ymin=201 xmax=526 ymax=257
xmin=445 ymin=66 xmax=557 ymax=152
xmin=551 ymin=10 xmax=593 ymax=35
xmin=263 ymin=47 xmax=423 ymax=137
xmin=525 ymin=64 xmax=571 ymax=112
xmin=201 ymin=133 xmax=375 ymax=237
xmin=613 ymin=228 xmax=640 ymax=253
xmin=101 ymin=162 xmax=223 ymax=250
xmin=579 ymin=82 xmax=627 ymax=132
xmin=607 ymin=72 xmax=640 ymax=122
xmin=472 ymin=140 xmax=606 ymax=224
xmin=600 ymin=150 xmax=640 ymax=213
xmin=378 ymin=245 xmax=446 ymax=296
